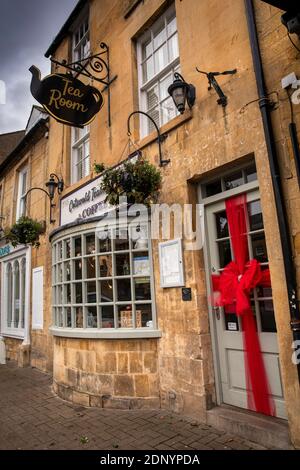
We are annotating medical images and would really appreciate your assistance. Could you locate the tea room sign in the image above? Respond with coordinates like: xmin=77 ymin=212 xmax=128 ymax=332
xmin=29 ymin=66 xmax=104 ymax=127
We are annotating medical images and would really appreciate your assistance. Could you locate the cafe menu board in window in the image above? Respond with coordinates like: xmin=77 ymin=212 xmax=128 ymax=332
xmin=159 ymin=239 xmax=185 ymax=288
xmin=133 ymin=256 xmax=150 ymax=276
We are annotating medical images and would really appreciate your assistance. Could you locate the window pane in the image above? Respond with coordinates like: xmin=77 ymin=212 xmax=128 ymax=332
xmin=153 ymin=23 xmax=166 ymax=50
xmin=248 ymin=200 xmax=263 ymax=231
xmin=142 ymin=57 xmax=154 ymax=83
xmin=154 ymin=44 xmax=168 ymax=73
xmin=218 ymin=240 xmax=232 ymax=268
xmin=224 ymin=171 xmax=244 ymax=190
xmin=75 ymin=283 xmax=83 ymax=303
xmin=245 ymin=165 xmax=257 ymax=183
xmin=147 ymin=86 xmax=159 ymax=110
xmin=251 ymin=233 xmax=268 ymax=262
xmin=135 ymin=278 xmax=151 ymax=300
xmin=98 ymin=232 xmax=111 ymax=252
xmin=86 ymin=281 xmax=96 ymax=303
xmin=114 ymin=229 xmax=129 ymax=251
xmin=75 ymin=307 xmax=83 ymax=328
xmin=65 ymin=239 xmax=71 ymax=259
xmin=116 ymin=253 xmax=130 ymax=276
xmin=215 ymin=211 xmax=229 ymax=239
xmin=57 ymin=308 xmax=64 ymax=327
xmin=116 ymin=279 xmax=131 ymax=301
xmin=98 ymin=255 xmax=113 ymax=277
xmin=148 ymin=107 xmax=160 ymax=132
xmin=133 ymin=253 xmax=150 ymax=275
xmin=168 ymin=33 xmax=179 ymax=62
xmin=57 ymin=285 xmax=63 ymax=304
xmin=160 ymin=74 xmax=173 ymax=101
xmin=136 ymin=304 xmax=153 ymax=328
xmin=66 ymin=308 xmax=72 ymax=328
xmin=118 ymin=306 xmax=133 ymax=328
xmin=102 ymin=305 xmax=114 ymax=328
xmin=74 ymin=237 xmax=82 ymax=257
xmin=259 ymin=300 xmax=277 ymax=332
xmin=100 ymin=280 xmax=113 ymax=302
xmin=167 ymin=15 xmax=177 ymax=36
xmin=57 ymin=263 xmax=63 ymax=282
xmin=7 ymin=264 xmax=12 ymax=327
xmin=13 ymin=262 xmax=20 ymax=328
xmin=142 ymin=39 xmax=152 ymax=60
xmin=66 ymin=284 xmax=71 ymax=304
xmin=74 ymin=259 xmax=82 ymax=279
xmin=86 ymin=256 xmax=96 ymax=279
xmin=205 ymin=180 xmax=222 ymax=197
xmin=86 ymin=306 xmax=97 ymax=328
xmin=161 ymin=97 xmax=176 ymax=125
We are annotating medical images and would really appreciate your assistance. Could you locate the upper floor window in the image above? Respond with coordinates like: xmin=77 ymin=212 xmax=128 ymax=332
xmin=137 ymin=4 xmax=180 ymax=138
xmin=16 ymin=166 xmax=28 ymax=220
xmin=71 ymin=126 xmax=90 ymax=183
xmin=73 ymin=14 xmax=90 ymax=62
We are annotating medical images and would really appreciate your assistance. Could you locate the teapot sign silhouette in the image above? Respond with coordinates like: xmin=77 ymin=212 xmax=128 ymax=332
xmin=29 ymin=65 xmax=104 ymax=127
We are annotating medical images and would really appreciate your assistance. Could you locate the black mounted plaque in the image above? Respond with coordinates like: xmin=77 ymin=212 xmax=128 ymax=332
xmin=182 ymin=288 xmax=192 ymax=301
xmin=29 ymin=65 xmax=104 ymax=128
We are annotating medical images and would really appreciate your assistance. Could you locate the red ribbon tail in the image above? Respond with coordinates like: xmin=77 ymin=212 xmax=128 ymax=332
xmin=242 ymin=310 xmax=275 ymax=416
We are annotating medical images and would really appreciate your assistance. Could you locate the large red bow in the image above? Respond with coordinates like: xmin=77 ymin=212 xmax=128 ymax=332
xmin=212 ymin=259 xmax=270 ymax=316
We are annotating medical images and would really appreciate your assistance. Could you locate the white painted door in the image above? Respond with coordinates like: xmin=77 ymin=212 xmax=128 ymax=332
xmin=206 ymin=189 xmax=286 ymax=419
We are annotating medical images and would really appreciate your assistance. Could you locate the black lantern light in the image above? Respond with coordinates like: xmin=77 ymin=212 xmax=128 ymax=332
xmin=168 ymin=72 xmax=196 ymax=114
xmin=45 ymin=173 xmax=64 ymax=199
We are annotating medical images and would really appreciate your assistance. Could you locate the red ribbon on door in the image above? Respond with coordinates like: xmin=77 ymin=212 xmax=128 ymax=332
xmin=212 ymin=194 xmax=275 ymax=416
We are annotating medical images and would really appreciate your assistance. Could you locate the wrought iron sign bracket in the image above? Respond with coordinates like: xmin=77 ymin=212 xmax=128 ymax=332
xmin=25 ymin=188 xmax=56 ymax=224
xmin=50 ymin=42 xmax=117 ymax=127
xmin=196 ymin=68 xmax=237 ymax=107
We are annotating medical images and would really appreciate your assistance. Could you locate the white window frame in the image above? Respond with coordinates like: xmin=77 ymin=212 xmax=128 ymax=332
xmin=71 ymin=127 xmax=90 ymax=183
xmin=16 ymin=166 xmax=28 ymax=221
xmin=72 ymin=10 xmax=90 ymax=63
xmin=137 ymin=3 xmax=180 ymax=138
xmin=1 ymin=247 xmax=30 ymax=339
xmin=50 ymin=219 xmax=160 ymax=339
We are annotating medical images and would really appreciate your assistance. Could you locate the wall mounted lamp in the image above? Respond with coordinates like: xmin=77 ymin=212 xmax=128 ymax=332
xmin=127 ymin=111 xmax=170 ymax=167
xmin=168 ymin=72 xmax=196 ymax=114
xmin=196 ymin=68 xmax=237 ymax=107
xmin=25 ymin=173 xmax=64 ymax=224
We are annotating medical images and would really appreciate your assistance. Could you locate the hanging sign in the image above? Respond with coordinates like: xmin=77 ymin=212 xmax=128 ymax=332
xmin=29 ymin=65 xmax=104 ymax=127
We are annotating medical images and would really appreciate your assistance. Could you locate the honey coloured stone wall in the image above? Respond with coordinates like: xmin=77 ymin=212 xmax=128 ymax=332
xmin=53 ymin=337 xmax=160 ymax=409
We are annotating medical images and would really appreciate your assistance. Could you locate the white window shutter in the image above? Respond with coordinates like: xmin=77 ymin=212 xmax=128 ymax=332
xmin=32 ymin=267 xmax=44 ymax=330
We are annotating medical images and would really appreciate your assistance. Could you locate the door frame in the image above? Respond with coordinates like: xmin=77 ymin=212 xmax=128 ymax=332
xmin=198 ymin=178 xmax=260 ymax=407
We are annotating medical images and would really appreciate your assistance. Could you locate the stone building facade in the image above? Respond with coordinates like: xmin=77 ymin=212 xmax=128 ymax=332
xmin=1 ymin=0 xmax=300 ymax=448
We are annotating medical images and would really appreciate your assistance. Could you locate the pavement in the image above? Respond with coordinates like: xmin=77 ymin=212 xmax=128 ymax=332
xmin=0 ymin=361 xmax=268 ymax=450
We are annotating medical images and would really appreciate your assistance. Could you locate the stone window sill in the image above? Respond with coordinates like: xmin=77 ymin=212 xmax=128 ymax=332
xmin=50 ymin=327 xmax=162 ymax=340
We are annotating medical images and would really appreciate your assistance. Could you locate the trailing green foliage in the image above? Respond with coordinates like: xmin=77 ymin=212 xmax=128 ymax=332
xmin=100 ymin=158 xmax=162 ymax=207
xmin=5 ymin=216 xmax=45 ymax=248
xmin=93 ymin=162 xmax=106 ymax=174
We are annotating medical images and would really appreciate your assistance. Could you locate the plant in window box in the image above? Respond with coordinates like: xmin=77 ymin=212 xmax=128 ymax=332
xmin=100 ymin=158 xmax=162 ymax=207
xmin=93 ymin=162 xmax=106 ymax=174
xmin=5 ymin=216 xmax=45 ymax=248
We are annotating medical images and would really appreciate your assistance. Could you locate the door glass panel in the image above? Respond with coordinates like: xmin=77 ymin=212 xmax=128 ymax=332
xmin=217 ymin=240 xmax=232 ymax=268
xmin=223 ymin=305 xmax=239 ymax=331
xmin=215 ymin=211 xmax=229 ymax=239
xmin=251 ymin=233 xmax=268 ymax=262
xmin=259 ymin=300 xmax=277 ymax=332
xmin=248 ymin=200 xmax=263 ymax=231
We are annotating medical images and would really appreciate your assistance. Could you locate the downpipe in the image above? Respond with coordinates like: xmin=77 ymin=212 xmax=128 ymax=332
xmin=244 ymin=0 xmax=300 ymax=381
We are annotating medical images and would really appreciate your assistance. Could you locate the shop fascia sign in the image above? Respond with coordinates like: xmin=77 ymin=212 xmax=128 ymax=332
xmin=60 ymin=175 xmax=110 ymax=225
xmin=29 ymin=66 xmax=103 ymax=127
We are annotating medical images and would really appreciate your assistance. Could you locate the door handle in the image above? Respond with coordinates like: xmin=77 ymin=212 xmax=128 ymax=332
xmin=213 ymin=306 xmax=221 ymax=320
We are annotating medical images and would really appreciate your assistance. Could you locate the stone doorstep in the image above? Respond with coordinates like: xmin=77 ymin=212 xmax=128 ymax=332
xmin=206 ymin=405 xmax=292 ymax=450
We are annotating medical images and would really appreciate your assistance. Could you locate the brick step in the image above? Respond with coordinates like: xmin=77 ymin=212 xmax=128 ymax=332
xmin=206 ymin=405 xmax=292 ymax=449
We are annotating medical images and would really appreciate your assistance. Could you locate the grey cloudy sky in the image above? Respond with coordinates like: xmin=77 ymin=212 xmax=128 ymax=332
xmin=0 ymin=0 xmax=78 ymax=134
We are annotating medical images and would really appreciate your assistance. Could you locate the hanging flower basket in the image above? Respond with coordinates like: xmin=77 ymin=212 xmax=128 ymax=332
xmin=100 ymin=158 xmax=162 ymax=207
xmin=5 ymin=216 xmax=45 ymax=248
